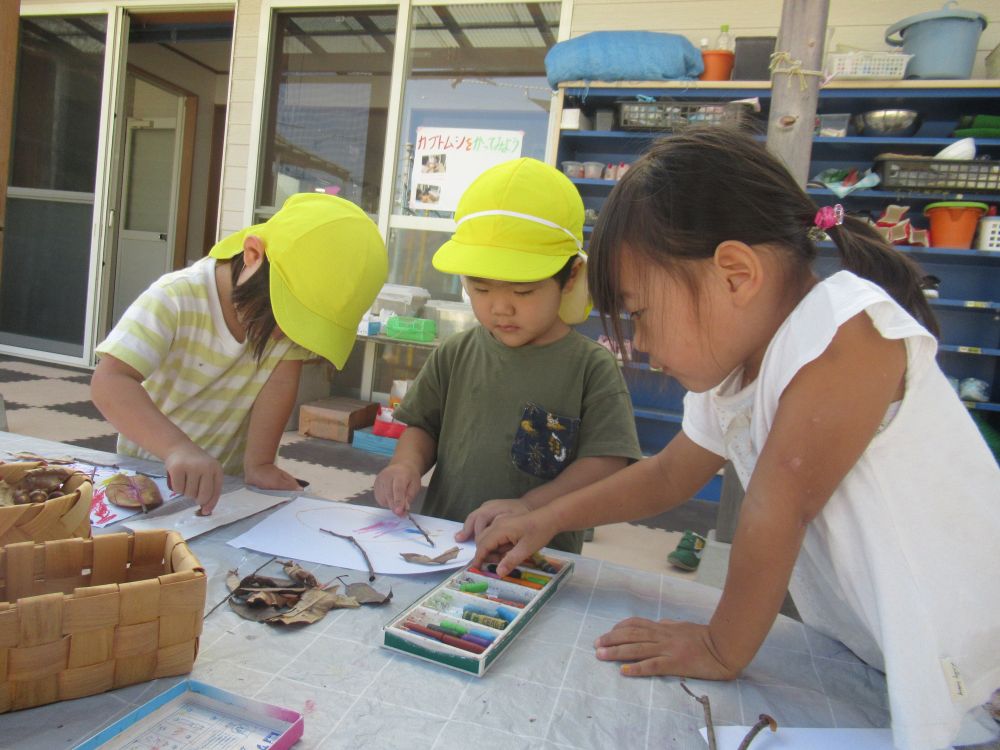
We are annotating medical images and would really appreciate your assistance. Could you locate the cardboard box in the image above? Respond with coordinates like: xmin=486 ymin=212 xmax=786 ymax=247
xmin=298 ymin=397 xmax=379 ymax=442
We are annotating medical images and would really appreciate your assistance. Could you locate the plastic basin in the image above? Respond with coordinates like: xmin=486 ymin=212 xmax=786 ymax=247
xmin=886 ymin=3 xmax=987 ymax=79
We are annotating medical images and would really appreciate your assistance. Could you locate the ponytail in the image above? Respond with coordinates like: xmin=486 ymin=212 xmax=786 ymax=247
xmin=829 ymin=217 xmax=940 ymax=337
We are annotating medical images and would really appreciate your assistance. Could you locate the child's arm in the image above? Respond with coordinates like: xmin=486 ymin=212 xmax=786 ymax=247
xmin=92 ymin=354 xmax=223 ymax=511
xmin=472 ymin=431 xmax=725 ymax=570
xmin=594 ymin=312 xmax=907 ymax=679
xmin=243 ymin=358 xmax=303 ymax=494
xmin=456 ymin=455 xmax=628 ymax=542
xmin=374 ymin=426 xmax=437 ymax=516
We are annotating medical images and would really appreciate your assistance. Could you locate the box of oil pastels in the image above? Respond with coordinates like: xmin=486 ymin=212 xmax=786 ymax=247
xmin=383 ymin=553 xmax=573 ymax=676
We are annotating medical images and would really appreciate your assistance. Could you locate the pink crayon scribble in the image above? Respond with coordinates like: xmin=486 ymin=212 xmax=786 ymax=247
xmin=90 ymin=489 xmax=116 ymax=525
xmin=354 ymin=519 xmax=404 ymax=538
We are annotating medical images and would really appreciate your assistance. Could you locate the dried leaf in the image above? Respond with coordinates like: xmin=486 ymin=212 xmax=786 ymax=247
xmin=105 ymin=472 xmax=163 ymax=510
xmin=228 ymin=596 xmax=287 ymax=622
xmin=400 ymin=545 xmax=460 ymax=566
xmin=246 ymin=590 xmax=287 ymax=608
xmin=282 ymin=560 xmax=319 ymax=588
xmin=268 ymin=588 xmax=359 ymax=625
xmin=345 ymin=582 xmax=393 ymax=605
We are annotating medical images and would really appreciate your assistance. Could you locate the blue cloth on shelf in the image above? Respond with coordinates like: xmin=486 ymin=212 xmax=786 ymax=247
xmin=544 ymin=31 xmax=704 ymax=88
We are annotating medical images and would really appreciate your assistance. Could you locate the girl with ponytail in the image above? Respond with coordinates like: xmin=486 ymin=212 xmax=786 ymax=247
xmin=473 ymin=128 xmax=999 ymax=750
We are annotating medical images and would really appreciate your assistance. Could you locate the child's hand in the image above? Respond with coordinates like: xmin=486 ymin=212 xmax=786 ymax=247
xmin=594 ymin=618 xmax=737 ymax=680
xmin=164 ymin=445 xmax=224 ymax=515
xmin=244 ymin=463 xmax=301 ymax=493
xmin=471 ymin=509 xmax=556 ymax=577
xmin=455 ymin=499 xmax=529 ymax=542
xmin=373 ymin=464 xmax=421 ymax=516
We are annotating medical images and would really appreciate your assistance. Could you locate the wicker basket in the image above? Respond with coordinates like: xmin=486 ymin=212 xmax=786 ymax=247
xmin=874 ymin=155 xmax=1000 ymax=193
xmin=0 ymin=462 xmax=93 ymax=546
xmin=616 ymin=100 xmax=756 ymax=132
xmin=0 ymin=530 xmax=206 ymax=712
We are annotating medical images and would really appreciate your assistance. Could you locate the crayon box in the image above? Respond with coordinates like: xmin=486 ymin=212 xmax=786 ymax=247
xmin=382 ymin=553 xmax=573 ymax=676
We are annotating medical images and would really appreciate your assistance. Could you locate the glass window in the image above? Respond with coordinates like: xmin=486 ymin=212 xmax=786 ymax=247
xmin=256 ymin=9 xmax=398 ymax=217
xmin=387 ymin=3 xmax=559 ymax=290
xmin=10 ymin=16 xmax=106 ymax=192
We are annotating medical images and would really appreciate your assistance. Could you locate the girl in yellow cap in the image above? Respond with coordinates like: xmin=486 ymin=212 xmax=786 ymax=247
xmin=472 ymin=130 xmax=1000 ymax=750
xmin=92 ymin=193 xmax=387 ymax=514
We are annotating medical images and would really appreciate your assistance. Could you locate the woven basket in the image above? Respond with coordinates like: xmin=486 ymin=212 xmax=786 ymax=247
xmin=0 ymin=462 xmax=93 ymax=546
xmin=0 ymin=530 xmax=206 ymax=712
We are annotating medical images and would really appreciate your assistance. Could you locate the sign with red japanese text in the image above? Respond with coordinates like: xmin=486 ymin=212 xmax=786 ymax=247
xmin=409 ymin=126 xmax=524 ymax=212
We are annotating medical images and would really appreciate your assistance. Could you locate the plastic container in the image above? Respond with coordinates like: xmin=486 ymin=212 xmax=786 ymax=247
xmin=824 ymin=50 xmax=912 ymax=80
xmin=817 ymin=113 xmax=851 ymax=137
xmin=733 ymin=36 xmax=776 ymax=80
xmin=372 ymin=283 xmax=430 ymax=317
xmin=385 ymin=315 xmax=437 ymax=342
xmin=699 ymin=50 xmax=735 ymax=81
xmin=582 ymin=161 xmax=605 ymax=179
xmin=423 ymin=299 xmax=477 ymax=339
xmin=923 ymin=201 xmax=989 ymax=248
xmin=976 ymin=216 xmax=1000 ymax=251
xmin=886 ymin=3 xmax=988 ymax=79
xmin=560 ymin=160 xmax=583 ymax=178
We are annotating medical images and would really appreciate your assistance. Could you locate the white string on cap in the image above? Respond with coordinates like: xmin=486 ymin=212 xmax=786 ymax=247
xmin=456 ymin=209 xmax=583 ymax=251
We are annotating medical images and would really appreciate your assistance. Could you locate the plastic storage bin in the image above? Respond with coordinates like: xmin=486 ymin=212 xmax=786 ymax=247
xmin=976 ymin=217 xmax=1000 ymax=251
xmin=824 ymin=50 xmax=912 ymax=80
xmin=885 ymin=5 xmax=988 ymax=79
xmin=385 ymin=316 xmax=437 ymax=342
xmin=423 ymin=299 xmax=477 ymax=339
xmin=560 ymin=161 xmax=583 ymax=178
xmin=582 ymin=161 xmax=605 ymax=179
xmin=372 ymin=284 xmax=430 ymax=317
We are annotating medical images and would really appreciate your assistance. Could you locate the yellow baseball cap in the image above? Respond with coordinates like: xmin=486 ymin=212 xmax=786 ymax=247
xmin=210 ymin=193 xmax=388 ymax=368
xmin=433 ymin=158 xmax=585 ymax=282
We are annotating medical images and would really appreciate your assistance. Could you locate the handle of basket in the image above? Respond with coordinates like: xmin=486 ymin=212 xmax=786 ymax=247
xmin=886 ymin=1 xmax=960 ymax=46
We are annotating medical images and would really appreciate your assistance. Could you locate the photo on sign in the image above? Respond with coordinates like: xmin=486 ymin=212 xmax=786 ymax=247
xmin=421 ymin=154 xmax=447 ymax=174
xmin=414 ymin=183 xmax=441 ymax=205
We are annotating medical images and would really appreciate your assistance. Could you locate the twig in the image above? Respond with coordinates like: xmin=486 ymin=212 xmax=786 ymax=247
xmin=408 ymin=513 xmax=435 ymax=548
xmin=321 ymin=528 xmax=376 ymax=581
xmin=203 ymin=556 xmax=277 ymax=619
xmin=737 ymin=714 xmax=777 ymax=750
xmin=681 ymin=680 xmax=716 ymax=750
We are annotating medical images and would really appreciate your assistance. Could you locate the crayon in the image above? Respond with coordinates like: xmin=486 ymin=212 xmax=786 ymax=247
xmin=463 ymin=610 xmax=508 ymax=630
xmin=403 ymin=620 xmax=486 ymax=654
xmin=469 ymin=567 xmax=543 ymax=590
xmin=530 ymin=552 xmax=559 ymax=574
xmin=460 ymin=581 xmax=489 ymax=593
xmin=518 ymin=572 xmax=550 ymax=586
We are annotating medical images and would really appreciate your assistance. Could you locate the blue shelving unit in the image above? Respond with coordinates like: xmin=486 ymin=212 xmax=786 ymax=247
xmin=560 ymin=81 xmax=1000 ymax=457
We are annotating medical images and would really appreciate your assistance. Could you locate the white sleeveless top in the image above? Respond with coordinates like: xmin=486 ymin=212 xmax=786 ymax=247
xmin=683 ymin=271 xmax=1000 ymax=750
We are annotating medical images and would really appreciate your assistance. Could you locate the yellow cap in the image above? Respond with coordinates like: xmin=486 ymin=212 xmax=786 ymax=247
xmin=433 ymin=158 xmax=585 ymax=282
xmin=210 ymin=193 xmax=387 ymax=368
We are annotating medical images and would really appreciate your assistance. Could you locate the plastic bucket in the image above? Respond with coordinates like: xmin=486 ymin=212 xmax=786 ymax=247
xmin=699 ymin=50 xmax=734 ymax=81
xmin=924 ymin=201 xmax=988 ymax=248
xmin=885 ymin=3 xmax=987 ymax=79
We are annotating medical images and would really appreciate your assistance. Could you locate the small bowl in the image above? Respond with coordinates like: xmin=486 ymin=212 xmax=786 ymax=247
xmin=934 ymin=137 xmax=976 ymax=161
xmin=852 ymin=109 xmax=921 ymax=137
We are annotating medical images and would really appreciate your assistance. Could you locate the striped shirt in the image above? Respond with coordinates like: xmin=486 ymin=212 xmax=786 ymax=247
xmin=96 ymin=257 xmax=309 ymax=474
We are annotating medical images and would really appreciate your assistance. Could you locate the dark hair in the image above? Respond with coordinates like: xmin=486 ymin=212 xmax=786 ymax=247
xmin=228 ymin=253 xmax=277 ymax=361
xmin=552 ymin=254 xmax=579 ymax=288
xmin=589 ymin=127 xmax=939 ymax=355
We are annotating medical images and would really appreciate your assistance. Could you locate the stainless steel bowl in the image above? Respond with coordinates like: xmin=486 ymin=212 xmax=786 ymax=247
xmin=853 ymin=109 xmax=921 ymax=137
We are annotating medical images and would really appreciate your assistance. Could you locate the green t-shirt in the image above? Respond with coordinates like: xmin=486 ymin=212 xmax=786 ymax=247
xmin=394 ymin=325 xmax=642 ymax=552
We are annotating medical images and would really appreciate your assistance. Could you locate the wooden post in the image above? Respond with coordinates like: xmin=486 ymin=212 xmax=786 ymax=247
xmin=0 ymin=1 xmax=20 ymax=283
xmin=765 ymin=0 xmax=830 ymax=187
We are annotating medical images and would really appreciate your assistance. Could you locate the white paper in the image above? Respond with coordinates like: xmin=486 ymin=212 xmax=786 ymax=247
xmin=227 ymin=497 xmax=475 ymax=575
xmin=700 ymin=726 xmax=894 ymax=749
xmin=70 ymin=463 xmax=173 ymax=528
xmin=123 ymin=488 xmax=291 ymax=539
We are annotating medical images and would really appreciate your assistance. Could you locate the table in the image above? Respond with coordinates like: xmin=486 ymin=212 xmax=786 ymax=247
xmin=0 ymin=432 xmax=890 ymax=749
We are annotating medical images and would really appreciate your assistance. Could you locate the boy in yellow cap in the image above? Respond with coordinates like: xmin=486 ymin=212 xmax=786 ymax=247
xmin=374 ymin=158 xmax=641 ymax=552
xmin=92 ymin=193 xmax=388 ymax=514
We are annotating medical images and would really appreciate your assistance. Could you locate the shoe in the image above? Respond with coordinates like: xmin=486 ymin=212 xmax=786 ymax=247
xmin=959 ymin=377 xmax=990 ymax=403
xmin=920 ymin=274 xmax=941 ymax=299
xmin=667 ymin=530 xmax=706 ymax=571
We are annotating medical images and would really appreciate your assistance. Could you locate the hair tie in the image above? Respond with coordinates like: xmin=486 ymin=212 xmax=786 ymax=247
xmin=814 ymin=204 xmax=844 ymax=231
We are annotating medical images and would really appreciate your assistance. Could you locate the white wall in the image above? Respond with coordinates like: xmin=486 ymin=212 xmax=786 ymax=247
xmin=219 ymin=0 xmax=261 ymax=239
xmin=568 ymin=0 xmax=998 ymax=78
